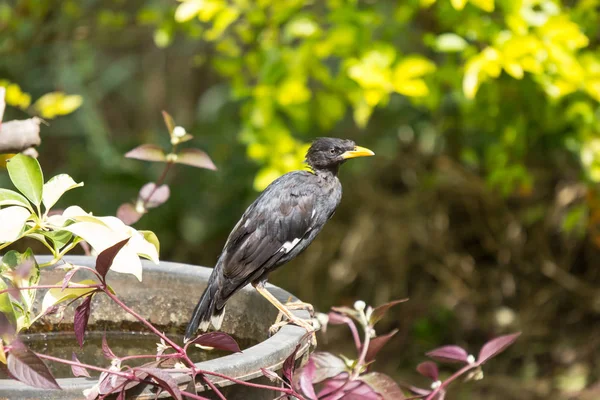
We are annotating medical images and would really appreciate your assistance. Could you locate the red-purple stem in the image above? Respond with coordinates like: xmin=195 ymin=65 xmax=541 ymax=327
xmin=425 ymin=363 xmax=476 ymax=400
xmin=36 ymin=353 xmax=134 ymax=379
xmin=102 ymin=287 xmax=184 ymax=353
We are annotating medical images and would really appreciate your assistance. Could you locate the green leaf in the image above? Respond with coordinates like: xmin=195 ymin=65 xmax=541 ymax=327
xmin=41 ymin=280 xmax=97 ymax=315
xmin=0 ymin=189 xmax=32 ymax=210
xmin=0 ymin=206 xmax=31 ymax=243
xmin=1 ymin=249 xmax=40 ymax=314
xmin=6 ymin=154 xmax=44 ymax=207
xmin=2 ymin=248 xmax=40 ymax=314
xmin=39 ymin=229 xmax=73 ymax=252
xmin=42 ymin=174 xmax=84 ymax=211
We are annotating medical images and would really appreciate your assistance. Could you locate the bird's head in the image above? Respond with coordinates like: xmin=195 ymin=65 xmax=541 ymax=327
xmin=305 ymin=137 xmax=374 ymax=171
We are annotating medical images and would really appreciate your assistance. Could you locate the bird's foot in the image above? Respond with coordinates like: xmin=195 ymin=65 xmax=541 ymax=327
xmin=269 ymin=318 xmax=318 ymax=346
xmin=284 ymin=300 xmax=315 ymax=316
xmin=268 ymin=315 xmax=318 ymax=335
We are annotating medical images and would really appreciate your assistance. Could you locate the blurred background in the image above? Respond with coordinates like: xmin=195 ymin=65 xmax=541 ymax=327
xmin=2 ymin=0 xmax=600 ymax=398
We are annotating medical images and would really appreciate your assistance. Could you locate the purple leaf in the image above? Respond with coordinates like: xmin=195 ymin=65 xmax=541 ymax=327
xmin=400 ymin=383 xmax=431 ymax=396
xmin=188 ymin=332 xmax=241 ymax=353
xmin=416 ymin=361 xmax=438 ymax=381
xmin=344 ymin=381 xmax=382 ymax=400
xmin=102 ymin=334 xmax=117 ymax=360
xmin=74 ymin=295 xmax=92 ymax=348
xmin=0 ymin=305 xmax=17 ymax=337
xmin=360 ymin=372 xmax=406 ymax=400
xmin=330 ymin=306 xmax=359 ymax=320
xmin=477 ymin=332 xmax=521 ymax=364
xmin=319 ymin=379 xmax=376 ymax=400
xmin=298 ymin=358 xmax=317 ymax=400
xmin=327 ymin=311 xmax=351 ymax=325
xmin=95 ymin=238 xmax=130 ymax=280
xmin=369 ymin=299 xmax=409 ymax=326
xmin=117 ymin=203 xmax=143 ymax=225
xmin=100 ymin=362 xmax=155 ymax=395
xmin=282 ymin=344 xmax=300 ymax=387
xmin=316 ymin=373 xmax=349 ymax=398
xmin=136 ymin=367 xmax=182 ymax=400
xmin=71 ymin=353 xmax=91 ymax=378
xmin=61 ymin=266 xmax=80 ymax=291
xmin=138 ymin=182 xmax=170 ymax=209
xmin=15 ymin=257 xmax=34 ymax=279
xmin=7 ymin=340 xmax=60 ymax=390
xmin=426 ymin=345 xmax=469 ymax=364
xmin=260 ymin=368 xmax=280 ymax=383
xmin=125 ymin=144 xmax=167 ymax=163
xmin=310 ymin=352 xmax=348 ymax=384
xmin=175 ymin=148 xmax=217 ymax=170
xmin=162 ymin=110 xmax=176 ymax=134
xmin=365 ymin=329 xmax=398 ymax=363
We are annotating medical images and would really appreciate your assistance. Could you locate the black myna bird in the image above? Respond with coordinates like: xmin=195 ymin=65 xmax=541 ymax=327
xmin=184 ymin=137 xmax=374 ymax=341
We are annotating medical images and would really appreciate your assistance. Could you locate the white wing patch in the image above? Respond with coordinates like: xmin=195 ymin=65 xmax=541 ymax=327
xmin=280 ymin=237 xmax=301 ymax=253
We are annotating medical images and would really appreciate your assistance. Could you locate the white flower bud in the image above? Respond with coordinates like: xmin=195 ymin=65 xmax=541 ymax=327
xmin=173 ymin=126 xmax=186 ymax=138
xmin=431 ymin=380 xmax=441 ymax=389
xmin=467 ymin=354 xmax=476 ymax=364
xmin=354 ymin=300 xmax=366 ymax=311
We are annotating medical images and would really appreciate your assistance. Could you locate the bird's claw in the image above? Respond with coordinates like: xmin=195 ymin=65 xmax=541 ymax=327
xmin=269 ymin=318 xmax=318 ymax=346
xmin=269 ymin=315 xmax=319 ymax=333
xmin=284 ymin=300 xmax=315 ymax=315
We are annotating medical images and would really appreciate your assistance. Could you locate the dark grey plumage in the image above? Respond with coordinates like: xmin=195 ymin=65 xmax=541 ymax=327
xmin=184 ymin=138 xmax=373 ymax=341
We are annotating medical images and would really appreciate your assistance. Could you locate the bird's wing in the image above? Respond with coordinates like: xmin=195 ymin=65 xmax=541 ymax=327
xmin=217 ymin=172 xmax=316 ymax=297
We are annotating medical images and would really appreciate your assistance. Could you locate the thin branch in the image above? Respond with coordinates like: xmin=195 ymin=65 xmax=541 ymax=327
xmin=102 ymin=288 xmax=184 ymax=353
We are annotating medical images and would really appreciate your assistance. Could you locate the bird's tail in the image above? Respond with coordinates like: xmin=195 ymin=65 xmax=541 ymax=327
xmin=184 ymin=276 xmax=225 ymax=342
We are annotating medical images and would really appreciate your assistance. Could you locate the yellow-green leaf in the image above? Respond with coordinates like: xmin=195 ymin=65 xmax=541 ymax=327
xmin=469 ymin=0 xmax=494 ymax=12
xmin=394 ymin=79 xmax=430 ymax=97
xmin=450 ymin=0 xmax=467 ymax=10
xmin=393 ymin=57 xmax=436 ymax=80
xmin=175 ymin=0 xmax=202 ymax=22
xmin=41 ymin=280 xmax=98 ymax=315
xmin=33 ymin=92 xmax=83 ymax=119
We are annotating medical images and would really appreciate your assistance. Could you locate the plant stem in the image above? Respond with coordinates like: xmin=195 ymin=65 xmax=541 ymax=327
xmin=140 ymin=160 xmax=173 ymax=210
xmin=119 ymin=353 xmax=181 ymax=363
xmin=195 ymin=369 xmax=307 ymax=400
xmin=343 ymin=317 xmax=362 ymax=351
xmin=180 ymin=390 xmax=211 ymax=400
xmin=36 ymin=353 xmax=134 ymax=379
xmin=200 ymin=375 xmax=227 ymax=400
xmin=352 ymin=330 xmax=370 ymax=379
xmin=425 ymin=363 xmax=475 ymax=400
xmin=102 ymin=288 xmax=184 ymax=353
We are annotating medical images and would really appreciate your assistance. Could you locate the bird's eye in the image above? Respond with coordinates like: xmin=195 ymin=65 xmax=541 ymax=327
xmin=329 ymin=148 xmax=336 ymax=154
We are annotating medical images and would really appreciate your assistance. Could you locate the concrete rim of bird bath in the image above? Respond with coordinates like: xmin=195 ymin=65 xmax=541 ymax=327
xmin=0 ymin=255 xmax=312 ymax=399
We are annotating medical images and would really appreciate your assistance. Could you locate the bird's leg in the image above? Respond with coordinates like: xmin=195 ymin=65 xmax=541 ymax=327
xmin=253 ymin=282 xmax=316 ymax=333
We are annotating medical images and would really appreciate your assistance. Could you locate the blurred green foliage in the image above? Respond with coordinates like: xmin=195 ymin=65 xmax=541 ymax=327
xmin=2 ymin=0 xmax=600 ymax=192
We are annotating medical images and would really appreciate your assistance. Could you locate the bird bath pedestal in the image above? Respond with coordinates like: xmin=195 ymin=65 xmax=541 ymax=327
xmin=0 ymin=256 xmax=311 ymax=399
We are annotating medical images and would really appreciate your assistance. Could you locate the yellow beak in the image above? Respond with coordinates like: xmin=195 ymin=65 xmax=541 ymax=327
xmin=341 ymin=145 xmax=375 ymax=159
